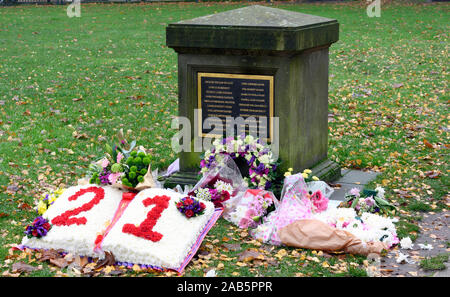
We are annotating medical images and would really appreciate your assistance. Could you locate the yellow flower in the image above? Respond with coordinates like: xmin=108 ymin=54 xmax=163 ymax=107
xmin=37 ymin=200 xmax=47 ymax=215
xmin=284 ymin=171 xmax=292 ymax=177
xmin=302 ymin=172 xmax=309 ymax=179
xmin=54 ymin=188 xmax=65 ymax=196
xmin=303 ymin=169 xmax=312 ymax=174
xmin=288 ymin=168 xmax=293 ymax=172
xmin=312 ymin=176 xmax=319 ymax=181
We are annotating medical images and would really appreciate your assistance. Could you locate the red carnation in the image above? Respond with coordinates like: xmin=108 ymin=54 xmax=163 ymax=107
xmin=176 ymin=202 xmax=183 ymax=208
xmin=43 ymin=223 xmax=51 ymax=230
xmin=185 ymin=209 xmax=194 ymax=218
xmin=220 ymin=190 xmax=230 ymax=202
xmin=32 ymin=230 xmax=38 ymax=237
xmin=200 ymin=202 xmax=206 ymax=210
xmin=184 ymin=198 xmax=193 ymax=205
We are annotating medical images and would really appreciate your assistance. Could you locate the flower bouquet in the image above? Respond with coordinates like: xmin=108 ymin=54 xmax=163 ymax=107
xmin=314 ymin=207 xmax=399 ymax=248
xmin=226 ymin=189 xmax=277 ymax=229
xmin=250 ymin=173 xmax=313 ymax=245
xmin=200 ymin=135 xmax=280 ymax=191
xmin=25 ymin=216 xmax=52 ymax=239
xmin=338 ymin=187 xmax=396 ymax=216
xmin=190 ymin=176 xmax=233 ymax=208
xmin=86 ymin=130 xmax=156 ymax=191
xmin=192 ymin=154 xmax=248 ymax=209
xmin=176 ymin=196 xmax=206 ymax=219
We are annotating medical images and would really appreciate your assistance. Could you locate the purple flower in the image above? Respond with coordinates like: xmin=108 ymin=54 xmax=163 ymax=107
xmin=255 ymin=163 xmax=265 ymax=174
xmin=25 ymin=216 xmax=51 ymax=238
xmin=99 ymin=168 xmax=111 ymax=185
xmin=248 ymin=155 xmax=256 ymax=165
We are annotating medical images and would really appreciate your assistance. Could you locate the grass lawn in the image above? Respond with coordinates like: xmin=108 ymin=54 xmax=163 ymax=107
xmin=0 ymin=1 xmax=448 ymax=277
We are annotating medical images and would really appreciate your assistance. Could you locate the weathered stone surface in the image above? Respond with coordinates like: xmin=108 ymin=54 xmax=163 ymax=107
xmin=167 ymin=5 xmax=339 ymax=53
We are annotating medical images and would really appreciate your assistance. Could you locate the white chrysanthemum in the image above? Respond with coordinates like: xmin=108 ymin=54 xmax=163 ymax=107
xmin=214 ymin=180 xmax=233 ymax=193
xmin=400 ymin=237 xmax=414 ymax=250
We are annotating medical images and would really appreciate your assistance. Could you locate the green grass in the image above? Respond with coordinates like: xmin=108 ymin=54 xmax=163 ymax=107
xmin=420 ymin=253 xmax=449 ymax=271
xmin=0 ymin=1 xmax=448 ymax=277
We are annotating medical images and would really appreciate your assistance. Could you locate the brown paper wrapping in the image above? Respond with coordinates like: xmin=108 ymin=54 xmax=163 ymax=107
xmin=278 ymin=219 xmax=387 ymax=256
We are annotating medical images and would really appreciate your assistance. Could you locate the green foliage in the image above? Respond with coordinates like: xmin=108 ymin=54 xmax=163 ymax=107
xmin=420 ymin=253 xmax=449 ymax=271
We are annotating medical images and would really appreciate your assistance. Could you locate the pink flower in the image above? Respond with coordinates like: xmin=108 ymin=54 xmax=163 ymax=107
xmin=101 ymin=158 xmax=110 ymax=168
xmin=310 ymin=190 xmax=328 ymax=213
xmin=108 ymin=172 xmax=123 ymax=184
xmin=349 ymin=187 xmax=360 ymax=197
xmin=117 ymin=152 xmax=124 ymax=163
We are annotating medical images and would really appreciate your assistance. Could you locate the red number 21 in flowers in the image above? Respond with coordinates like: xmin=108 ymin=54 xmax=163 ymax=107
xmin=122 ymin=195 xmax=170 ymax=242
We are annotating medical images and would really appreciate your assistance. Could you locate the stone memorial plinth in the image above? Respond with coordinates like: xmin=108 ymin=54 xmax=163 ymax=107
xmin=165 ymin=5 xmax=340 ymax=186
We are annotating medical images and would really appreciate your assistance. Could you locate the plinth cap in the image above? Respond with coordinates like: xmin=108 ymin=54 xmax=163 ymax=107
xmin=166 ymin=5 xmax=339 ymax=53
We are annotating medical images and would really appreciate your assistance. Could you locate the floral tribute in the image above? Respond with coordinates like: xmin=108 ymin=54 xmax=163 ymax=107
xmin=21 ymin=186 xmax=219 ymax=272
xmin=200 ymin=135 xmax=279 ymax=190
xmin=25 ymin=216 xmax=52 ymax=238
xmin=176 ymin=196 xmax=206 ymax=219
xmin=315 ymin=208 xmax=399 ymax=248
xmin=227 ymin=189 xmax=276 ymax=229
xmin=339 ymin=187 xmax=396 ymax=216
xmin=190 ymin=175 xmax=233 ymax=208
xmin=87 ymin=130 xmax=153 ymax=189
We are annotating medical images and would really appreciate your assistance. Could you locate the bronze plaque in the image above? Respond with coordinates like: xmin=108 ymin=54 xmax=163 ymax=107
xmin=197 ymin=72 xmax=274 ymax=141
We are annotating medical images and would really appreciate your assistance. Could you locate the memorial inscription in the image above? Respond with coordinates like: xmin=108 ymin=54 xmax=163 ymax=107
xmin=197 ymin=72 xmax=274 ymax=141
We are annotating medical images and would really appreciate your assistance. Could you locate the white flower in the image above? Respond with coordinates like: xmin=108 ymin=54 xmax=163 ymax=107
xmin=244 ymin=135 xmax=254 ymax=143
xmin=396 ymin=252 xmax=414 ymax=264
xmin=205 ymin=269 xmax=217 ymax=277
xmin=375 ymin=186 xmax=385 ymax=199
xmin=400 ymin=237 xmax=414 ymax=250
xmin=195 ymin=188 xmax=212 ymax=201
xmin=258 ymin=154 xmax=270 ymax=165
xmin=418 ymin=243 xmax=433 ymax=250
xmin=214 ymin=180 xmax=233 ymax=193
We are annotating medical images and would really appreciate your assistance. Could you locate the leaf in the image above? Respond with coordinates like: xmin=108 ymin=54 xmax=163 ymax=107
xmin=11 ymin=262 xmax=39 ymax=273
xmin=238 ymin=249 xmax=264 ymax=262
xmin=222 ymin=243 xmax=241 ymax=251
xmin=94 ymin=251 xmax=115 ymax=270
xmin=50 ymin=258 xmax=68 ymax=269
xmin=423 ymin=139 xmax=434 ymax=149
xmin=424 ymin=170 xmax=441 ymax=179
xmin=37 ymin=249 xmax=63 ymax=262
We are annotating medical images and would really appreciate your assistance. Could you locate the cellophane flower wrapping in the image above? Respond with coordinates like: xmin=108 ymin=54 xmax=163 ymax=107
xmin=191 ymin=154 xmax=248 ymax=211
xmin=250 ymin=173 xmax=314 ymax=245
xmin=224 ymin=189 xmax=278 ymax=229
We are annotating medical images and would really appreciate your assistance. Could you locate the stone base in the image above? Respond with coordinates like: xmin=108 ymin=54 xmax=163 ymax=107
xmin=163 ymin=158 xmax=340 ymax=189
xmin=310 ymin=159 xmax=341 ymax=183
xmin=162 ymin=171 xmax=200 ymax=189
